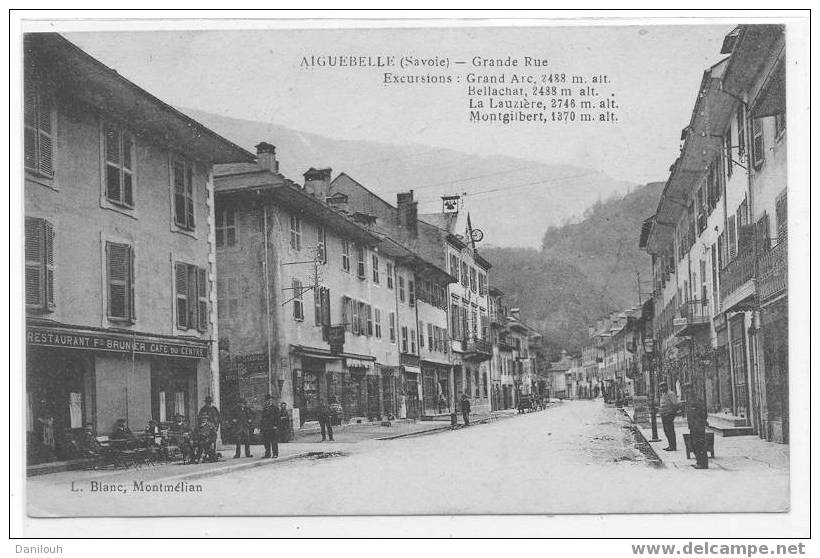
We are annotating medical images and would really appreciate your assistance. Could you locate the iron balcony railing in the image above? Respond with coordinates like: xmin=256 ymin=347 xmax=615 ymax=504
xmin=757 ymin=239 xmax=787 ymax=302
xmin=462 ymin=336 xmax=493 ymax=355
xmin=678 ymin=299 xmax=710 ymax=323
xmin=719 ymin=250 xmax=756 ymax=303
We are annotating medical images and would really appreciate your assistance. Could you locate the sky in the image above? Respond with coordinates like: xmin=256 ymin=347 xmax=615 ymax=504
xmin=60 ymin=22 xmax=733 ymax=185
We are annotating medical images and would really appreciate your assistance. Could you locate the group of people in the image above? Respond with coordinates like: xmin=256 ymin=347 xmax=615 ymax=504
xmin=659 ymin=381 xmax=709 ymax=469
xmin=231 ymin=396 xmax=292 ymax=458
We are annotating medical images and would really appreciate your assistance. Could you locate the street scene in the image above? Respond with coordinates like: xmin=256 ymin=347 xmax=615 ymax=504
xmin=21 ymin=20 xmax=794 ymax=522
xmin=27 ymin=400 xmax=788 ymax=517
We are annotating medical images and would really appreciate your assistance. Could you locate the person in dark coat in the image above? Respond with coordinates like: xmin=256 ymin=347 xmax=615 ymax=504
xmin=278 ymin=402 xmax=291 ymax=443
xmin=460 ymin=394 xmax=471 ymax=426
xmin=659 ymin=382 xmax=680 ymax=451
xmin=232 ymin=399 xmax=255 ymax=458
xmin=198 ymin=396 xmax=221 ymax=431
xmin=686 ymin=383 xmax=709 ymax=469
xmin=192 ymin=415 xmax=218 ymax=463
xmin=260 ymin=395 xmax=280 ymax=458
xmin=317 ymin=399 xmax=334 ymax=441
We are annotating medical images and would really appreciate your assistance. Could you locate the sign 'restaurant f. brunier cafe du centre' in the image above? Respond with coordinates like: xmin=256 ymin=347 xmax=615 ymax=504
xmin=26 ymin=325 xmax=210 ymax=359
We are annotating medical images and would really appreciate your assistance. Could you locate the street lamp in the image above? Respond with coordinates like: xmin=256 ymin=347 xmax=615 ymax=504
xmin=643 ymin=336 xmax=660 ymax=442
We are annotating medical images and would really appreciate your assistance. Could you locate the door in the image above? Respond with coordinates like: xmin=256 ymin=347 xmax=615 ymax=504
xmin=729 ymin=316 xmax=750 ymax=423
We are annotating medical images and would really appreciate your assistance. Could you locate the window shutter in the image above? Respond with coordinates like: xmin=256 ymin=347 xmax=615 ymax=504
xmin=24 ymin=89 xmax=38 ymax=171
xmin=107 ymin=243 xmax=131 ymax=320
xmin=314 ymin=287 xmax=322 ymax=326
xmin=37 ymin=95 xmax=54 ymax=177
xmin=186 ymin=166 xmax=195 ymax=229
xmin=44 ymin=220 xmax=55 ymax=309
xmin=776 ymin=193 xmax=787 ymax=243
xmin=321 ymin=287 xmax=331 ymax=327
xmin=122 ymin=134 xmax=134 ymax=207
xmin=175 ymin=262 xmax=188 ymax=328
xmin=756 ymin=213 xmax=771 ymax=252
xmin=173 ymin=162 xmax=187 ymax=227
xmin=197 ymin=267 xmax=208 ymax=332
xmin=25 ymin=217 xmax=43 ymax=307
xmin=352 ymin=300 xmax=359 ymax=334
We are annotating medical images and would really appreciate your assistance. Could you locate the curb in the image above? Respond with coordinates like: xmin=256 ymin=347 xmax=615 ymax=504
xmin=619 ymin=408 xmax=664 ymax=468
xmin=142 ymin=451 xmax=315 ymax=484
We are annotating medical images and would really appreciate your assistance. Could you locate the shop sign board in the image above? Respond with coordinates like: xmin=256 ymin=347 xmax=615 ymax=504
xmin=27 ymin=326 xmax=209 ymax=359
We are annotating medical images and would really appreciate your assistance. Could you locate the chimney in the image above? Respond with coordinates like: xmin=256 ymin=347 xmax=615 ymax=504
xmin=255 ymin=142 xmax=279 ymax=173
xmin=396 ymin=190 xmax=418 ymax=236
xmin=304 ymin=167 xmax=332 ymax=199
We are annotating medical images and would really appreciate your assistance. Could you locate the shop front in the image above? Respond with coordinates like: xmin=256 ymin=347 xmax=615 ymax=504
xmin=26 ymin=322 xmax=211 ymax=464
xmin=421 ymin=361 xmax=451 ymax=416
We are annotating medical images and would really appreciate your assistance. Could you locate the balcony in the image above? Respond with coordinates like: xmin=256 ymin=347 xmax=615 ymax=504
xmin=399 ymin=352 xmax=420 ymax=368
xmin=673 ymin=299 xmax=710 ymax=337
xmin=461 ymin=336 xmax=493 ymax=361
xmin=496 ymin=340 xmax=516 ymax=353
xmin=757 ymin=240 xmax=787 ymax=303
xmin=719 ymin=250 xmax=756 ymax=311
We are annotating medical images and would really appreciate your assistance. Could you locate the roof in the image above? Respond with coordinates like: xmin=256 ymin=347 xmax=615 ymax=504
xmin=644 ymin=58 xmax=734 ymax=255
xmin=418 ymin=212 xmax=458 ymax=232
xmin=216 ymin=162 xmax=266 ymax=177
xmin=25 ymin=33 xmax=255 ymax=165
xmin=215 ymin=170 xmax=381 ymax=246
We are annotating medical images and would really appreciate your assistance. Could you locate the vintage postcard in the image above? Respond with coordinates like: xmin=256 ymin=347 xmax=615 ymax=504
xmin=13 ymin=12 xmax=808 ymax=532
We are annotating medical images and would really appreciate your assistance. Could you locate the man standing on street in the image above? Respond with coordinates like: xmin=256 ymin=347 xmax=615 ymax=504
xmin=686 ymin=383 xmax=709 ymax=469
xmin=317 ymin=398 xmax=334 ymax=441
xmin=659 ymin=381 xmax=680 ymax=451
xmin=232 ymin=399 xmax=255 ymax=458
xmin=460 ymin=393 xmax=471 ymax=426
xmin=199 ymin=395 xmax=221 ymax=432
xmin=260 ymin=395 xmax=279 ymax=458
xmin=278 ymin=401 xmax=292 ymax=443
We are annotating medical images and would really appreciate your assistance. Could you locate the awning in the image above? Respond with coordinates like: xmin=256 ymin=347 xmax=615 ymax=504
xmin=402 ymin=365 xmax=421 ymax=375
xmin=345 ymin=357 xmax=373 ymax=370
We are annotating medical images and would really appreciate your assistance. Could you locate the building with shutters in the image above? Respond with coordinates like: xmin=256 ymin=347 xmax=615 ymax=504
xmin=23 ymin=33 xmax=255 ymax=464
xmin=327 ymin=176 xmax=457 ymax=419
xmin=214 ymin=149 xmax=455 ymax=427
xmin=639 ymin=25 xmax=787 ymax=442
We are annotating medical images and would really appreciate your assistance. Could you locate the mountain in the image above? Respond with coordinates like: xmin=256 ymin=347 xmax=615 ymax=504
xmin=182 ymin=108 xmax=635 ymax=247
xmin=482 ymin=181 xmax=664 ymax=356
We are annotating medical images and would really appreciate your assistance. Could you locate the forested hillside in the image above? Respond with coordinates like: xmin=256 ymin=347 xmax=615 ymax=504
xmin=483 ymin=181 xmax=664 ymax=356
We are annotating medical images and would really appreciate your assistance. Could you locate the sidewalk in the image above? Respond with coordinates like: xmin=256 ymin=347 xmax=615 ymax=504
xmin=27 ymin=408 xmax=521 ymax=485
xmin=629 ymin=412 xmax=789 ymax=472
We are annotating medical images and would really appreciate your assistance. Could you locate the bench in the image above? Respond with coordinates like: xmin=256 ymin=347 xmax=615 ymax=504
xmin=682 ymin=432 xmax=716 ymax=459
xmin=96 ymin=435 xmax=160 ymax=468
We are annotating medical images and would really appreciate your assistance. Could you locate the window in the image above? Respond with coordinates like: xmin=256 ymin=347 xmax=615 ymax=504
xmin=727 ymin=215 xmax=737 ymax=260
xmin=372 ymin=254 xmax=380 ymax=283
xmin=103 ymin=124 xmax=135 ymax=208
xmin=107 ymin=242 xmax=135 ymax=322
xmin=478 ymin=273 xmax=487 ymax=296
xmin=341 ymin=239 xmax=350 ymax=273
xmin=775 ymin=113 xmax=786 ymax=140
xmin=451 ymin=301 xmax=460 ymax=339
xmin=469 ymin=267 xmax=477 ymax=293
xmin=736 ymin=107 xmax=746 ymax=158
xmin=418 ymin=321 xmax=425 ymax=348
xmin=724 ymin=129 xmax=733 ymax=179
xmin=401 ymin=326 xmax=409 ymax=353
xmin=216 ymin=207 xmax=237 ymax=248
xmin=471 ymin=308 xmax=478 ymax=337
xmin=374 ymin=308 xmax=382 ymax=338
xmin=461 ymin=306 xmax=469 ymax=339
xmin=389 ymin=312 xmax=396 ymax=342
xmin=314 ymin=286 xmax=330 ymax=327
xmin=24 ymin=86 xmax=54 ymax=178
xmin=751 ymin=118 xmax=765 ymax=169
xmin=410 ymin=328 xmax=417 ymax=354
xmin=408 ymin=279 xmax=415 ymax=307
xmin=366 ymin=304 xmax=373 ymax=336
xmin=450 ymin=254 xmax=459 ymax=281
xmin=24 ymin=217 xmax=54 ymax=311
xmin=351 ymin=299 xmax=360 ymax=334
xmin=461 ymin=261 xmax=469 ymax=287
xmin=342 ymin=296 xmax=354 ymax=333
xmin=356 ymin=245 xmax=366 ymax=279
xmin=172 ymin=159 xmax=195 ymax=230
xmin=386 ymin=262 xmax=394 ymax=289
xmin=398 ymin=276 xmax=406 ymax=303
xmin=292 ymin=279 xmax=304 ymax=321
xmin=427 ymin=323 xmax=434 ymax=351
xmin=217 ymin=277 xmax=239 ymax=321
xmin=316 ymin=226 xmax=326 ymax=263
xmin=756 ymin=213 xmax=771 ymax=252
xmin=289 ymin=215 xmax=302 ymax=250
xmin=175 ymin=263 xmax=207 ymax=331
